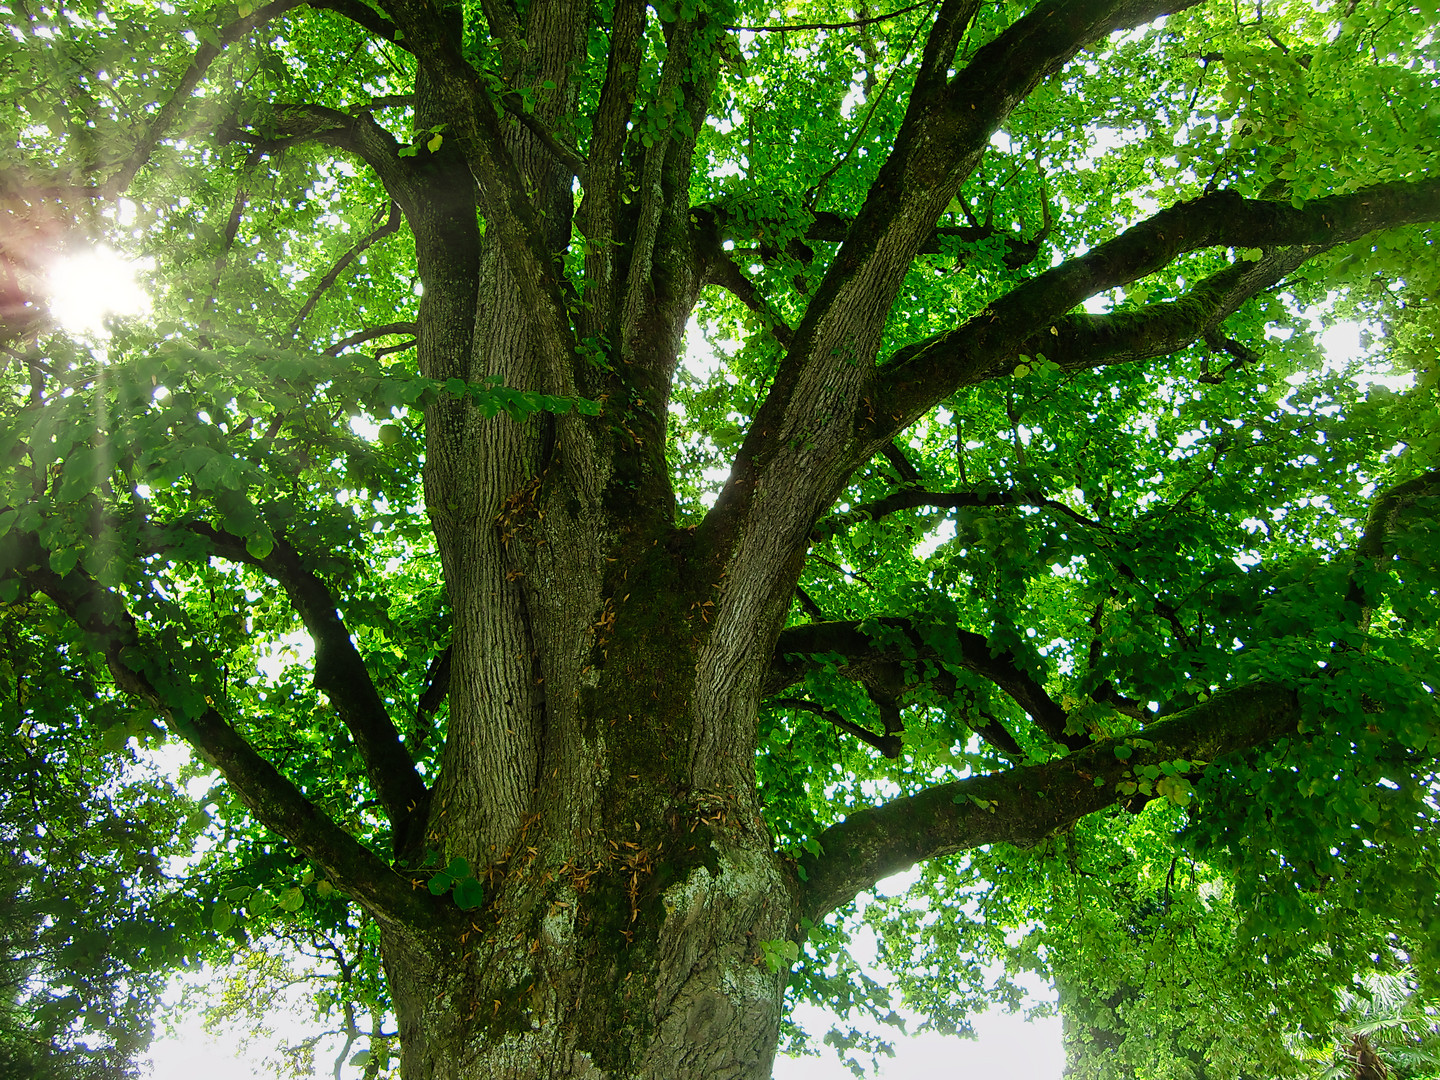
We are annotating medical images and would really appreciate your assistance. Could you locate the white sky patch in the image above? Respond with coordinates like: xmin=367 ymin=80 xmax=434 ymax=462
xmin=47 ymin=245 xmax=152 ymax=338
xmin=349 ymin=414 xmax=382 ymax=440
xmin=1319 ymin=320 xmax=1362 ymax=363
xmin=256 ymin=630 xmax=316 ymax=681
xmin=914 ymin=518 xmax=956 ymax=560
xmin=1291 ymin=308 xmax=1415 ymax=393
xmin=776 ymin=867 xmax=1063 ymax=1079
xmin=683 ymin=316 xmax=732 ymax=381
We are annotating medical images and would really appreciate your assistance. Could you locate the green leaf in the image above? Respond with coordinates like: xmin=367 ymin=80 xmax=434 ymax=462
xmin=244 ymin=530 xmax=275 ymax=560
xmin=212 ymin=900 xmax=234 ymax=933
xmin=453 ymin=877 xmax=485 ymax=910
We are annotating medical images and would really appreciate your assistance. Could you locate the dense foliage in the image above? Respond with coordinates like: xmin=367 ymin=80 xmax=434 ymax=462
xmin=1 ymin=0 xmax=1438 ymax=1078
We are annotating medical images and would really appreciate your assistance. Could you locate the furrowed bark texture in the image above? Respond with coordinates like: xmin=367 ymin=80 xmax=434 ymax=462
xmin=16 ymin=0 xmax=1440 ymax=1077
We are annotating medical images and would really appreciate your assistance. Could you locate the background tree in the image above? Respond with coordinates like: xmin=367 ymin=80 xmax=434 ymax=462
xmin=0 ymin=606 xmax=199 ymax=1079
xmin=1 ymin=0 xmax=1438 ymax=1078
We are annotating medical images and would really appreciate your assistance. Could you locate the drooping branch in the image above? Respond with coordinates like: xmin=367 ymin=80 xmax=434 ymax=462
xmin=237 ymin=104 xmax=415 ymax=202
xmin=180 ymin=523 xmax=430 ymax=847
xmin=770 ymin=697 xmax=903 ymax=759
xmin=1 ymin=531 xmax=439 ymax=931
xmin=877 ymin=441 xmax=923 ymax=485
xmin=797 ymin=680 xmax=1300 ymax=920
xmin=707 ymin=255 xmax=794 ymax=348
xmin=494 ymin=90 xmax=588 ymax=177
xmin=1345 ymin=466 xmax=1440 ymax=635
xmin=877 ymin=177 xmax=1440 ymax=429
xmin=310 ymin=0 xmax=409 ymax=48
xmin=767 ymin=617 xmax=1080 ymax=751
xmin=324 ymin=322 xmax=418 ymax=356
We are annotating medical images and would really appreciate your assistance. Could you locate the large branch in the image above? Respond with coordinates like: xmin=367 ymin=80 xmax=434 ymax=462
xmin=877 ymin=177 xmax=1440 ymax=429
xmin=183 ymin=523 xmax=430 ymax=847
xmin=768 ymin=618 xmax=1080 ymax=751
xmin=1 ymin=531 xmax=440 ymax=933
xmin=380 ymin=0 xmax=578 ymax=398
xmin=797 ymin=680 xmax=1299 ymax=920
xmin=797 ymin=463 xmax=1440 ymax=918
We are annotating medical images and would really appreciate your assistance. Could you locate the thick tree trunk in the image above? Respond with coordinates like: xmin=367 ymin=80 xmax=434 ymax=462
xmin=381 ymin=738 xmax=796 ymax=1079
xmin=382 ymin=7 xmax=801 ymax=1072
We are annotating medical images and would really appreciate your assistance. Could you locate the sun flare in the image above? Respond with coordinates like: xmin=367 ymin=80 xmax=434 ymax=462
xmin=46 ymin=245 xmax=152 ymax=337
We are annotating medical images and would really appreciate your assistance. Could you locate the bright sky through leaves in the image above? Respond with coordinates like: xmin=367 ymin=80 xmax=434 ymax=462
xmin=45 ymin=245 xmax=151 ymax=338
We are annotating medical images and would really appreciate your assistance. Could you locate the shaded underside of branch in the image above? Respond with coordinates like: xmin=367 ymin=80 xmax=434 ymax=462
xmin=768 ymin=617 xmax=1080 ymax=751
xmin=797 ymin=680 xmax=1300 ymax=921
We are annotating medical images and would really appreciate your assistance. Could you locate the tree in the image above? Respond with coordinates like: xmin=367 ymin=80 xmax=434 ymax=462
xmin=0 ymin=603 xmax=199 ymax=1080
xmin=1 ymin=0 xmax=1438 ymax=1076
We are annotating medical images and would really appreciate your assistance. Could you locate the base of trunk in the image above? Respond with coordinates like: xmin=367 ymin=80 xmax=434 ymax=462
xmin=383 ymin=833 xmax=796 ymax=1079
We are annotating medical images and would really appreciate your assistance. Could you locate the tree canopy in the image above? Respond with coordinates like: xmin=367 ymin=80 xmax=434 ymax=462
xmin=1 ymin=0 xmax=1438 ymax=1078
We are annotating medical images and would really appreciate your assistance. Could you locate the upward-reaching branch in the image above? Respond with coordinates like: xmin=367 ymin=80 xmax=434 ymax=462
xmin=381 ymin=0 xmax=578 ymax=398
xmin=574 ymin=0 xmax=645 ymax=347
xmin=703 ymin=0 xmax=1200 ymax=553
xmin=876 ymin=177 xmax=1440 ymax=431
